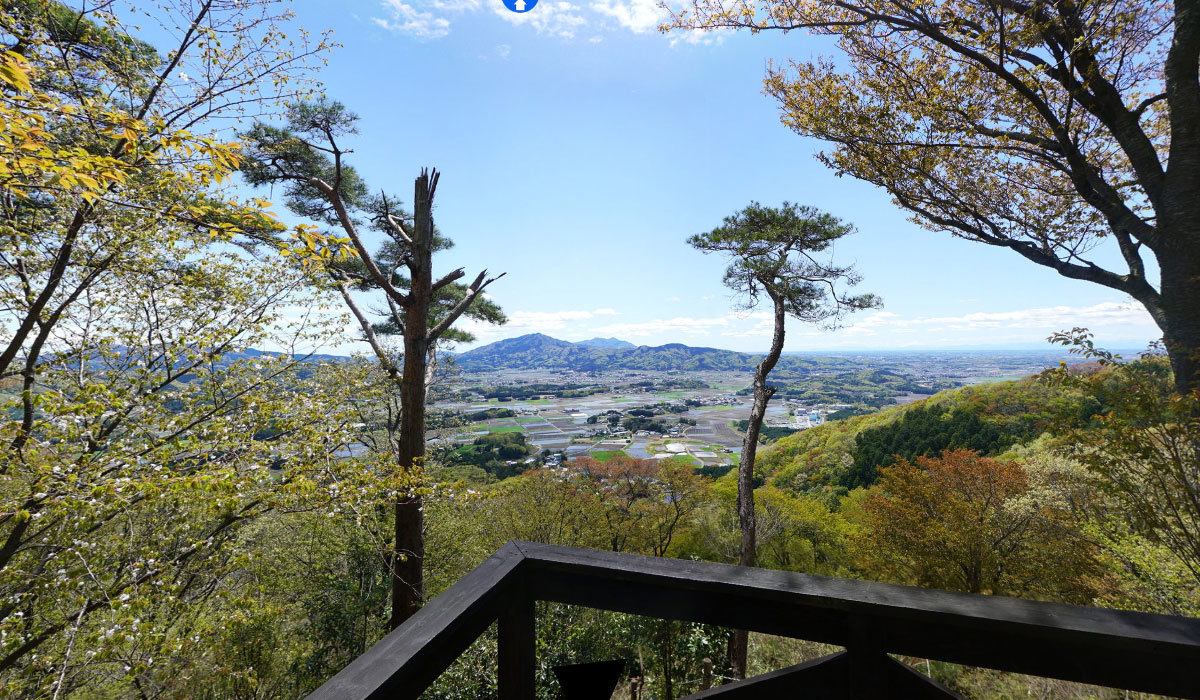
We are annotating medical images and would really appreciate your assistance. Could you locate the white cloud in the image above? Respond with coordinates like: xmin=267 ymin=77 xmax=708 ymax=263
xmin=370 ymin=0 xmax=728 ymax=42
xmin=496 ymin=43 xmax=512 ymax=58
xmin=492 ymin=0 xmax=588 ymax=38
xmin=845 ymin=302 xmax=1154 ymax=335
xmin=510 ymin=309 xmax=595 ymax=326
xmin=589 ymin=302 xmax=1157 ymax=347
xmin=590 ymin=0 xmax=665 ymax=33
xmin=372 ymin=0 xmax=483 ymax=39
xmin=433 ymin=0 xmax=482 ymax=9
xmin=457 ymin=307 xmax=623 ymax=340
xmin=592 ymin=315 xmax=734 ymax=337
xmin=667 ymin=26 xmax=725 ymax=47
xmin=373 ymin=0 xmax=453 ymax=38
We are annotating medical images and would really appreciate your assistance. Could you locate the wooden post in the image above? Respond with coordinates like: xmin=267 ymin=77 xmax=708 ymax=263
xmin=498 ymin=597 xmax=536 ymax=700
xmin=848 ymin=615 xmax=888 ymax=699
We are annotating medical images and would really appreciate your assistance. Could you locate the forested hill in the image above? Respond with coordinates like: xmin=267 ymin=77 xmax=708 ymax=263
xmin=756 ymin=375 xmax=1100 ymax=496
xmin=454 ymin=333 xmax=766 ymax=371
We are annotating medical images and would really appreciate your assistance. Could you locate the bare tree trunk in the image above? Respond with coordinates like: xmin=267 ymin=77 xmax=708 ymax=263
xmin=1160 ymin=12 xmax=1200 ymax=392
xmin=730 ymin=287 xmax=787 ymax=679
xmin=389 ymin=171 xmax=436 ymax=630
xmin=1158 ymin=233 xmax=1200 ymax=395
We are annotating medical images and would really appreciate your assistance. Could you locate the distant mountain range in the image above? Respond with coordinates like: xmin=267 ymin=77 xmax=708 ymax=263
xmin=453 ymin=333 xmax=767 ymax=372
xmin=205 ymin=336 xmax=1088 ymax=376
xmin=49 ymin=346 xmax=352 ymax=370
xmin=234 ymin=348 xmax=352 ymax=364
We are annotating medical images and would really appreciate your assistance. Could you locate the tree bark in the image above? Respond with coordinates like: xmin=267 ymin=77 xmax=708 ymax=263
xmin=1158 ymin=244 xmax=1200 ymax=395
xmin=1158 ymin=41 xmax=1200 ymax=396
xmin=730 ymin=286 xmax=787 ymax=679
xmin=389 ymin=171 xmax=436 ymax=630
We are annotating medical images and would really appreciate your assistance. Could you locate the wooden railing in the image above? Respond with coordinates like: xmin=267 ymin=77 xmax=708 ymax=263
xmin=307 ymin=541 xmax=1200 ymax=699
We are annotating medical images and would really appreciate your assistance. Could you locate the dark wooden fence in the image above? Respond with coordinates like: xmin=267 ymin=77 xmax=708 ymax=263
xmin=307 ymin=541 xmax=1200 ymax=699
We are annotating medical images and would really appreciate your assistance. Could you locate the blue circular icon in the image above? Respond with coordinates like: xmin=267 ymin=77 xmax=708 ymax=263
xmin=502 ymin=0 xmax=536 ymax=12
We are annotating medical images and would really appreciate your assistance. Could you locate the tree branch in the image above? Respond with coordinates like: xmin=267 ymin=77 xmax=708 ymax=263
xmin=306 ymin=176 xmax=410 ymax=307
xmin=332 ymin=278 xmax=403 ymax=389
xmin=428 ymin=270 xmax=505 ymax=342
xmin=430 ymin=268 xmax=465 ymax=295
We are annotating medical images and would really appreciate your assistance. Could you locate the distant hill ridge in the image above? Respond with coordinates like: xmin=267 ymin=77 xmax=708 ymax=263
xmin=454 ymin=333 xmax=766 ymax=372
xmin=575 ymin=337 xmax=636 ymax=349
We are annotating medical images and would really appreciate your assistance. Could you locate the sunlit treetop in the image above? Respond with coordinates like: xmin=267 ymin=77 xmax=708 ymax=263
xmin=689 ymin=202 xmax=879 ymax=328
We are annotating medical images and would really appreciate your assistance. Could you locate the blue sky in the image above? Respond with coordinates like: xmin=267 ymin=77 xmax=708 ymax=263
xmin=275 ymin=0 xmax=1160 ymax=353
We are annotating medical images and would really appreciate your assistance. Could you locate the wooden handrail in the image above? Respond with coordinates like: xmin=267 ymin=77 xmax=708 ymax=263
xmin=307 ymin=541 xmax=1200 ymax=699
xmin=307 ymin=542 xmax=526 ymax=700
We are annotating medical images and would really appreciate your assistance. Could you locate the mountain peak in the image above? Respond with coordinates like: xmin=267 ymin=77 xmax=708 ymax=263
xmin=458 ymin=333 xmax=577 ymax=354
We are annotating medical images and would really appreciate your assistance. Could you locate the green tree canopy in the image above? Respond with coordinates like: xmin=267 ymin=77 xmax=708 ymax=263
xmin=689 ymin=202 xmax=877 ymax=324
xmin=669 ymin=0 xmax=1200 ymax=393
xmin=846 ymin=404 xmax=1016 ymax=488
